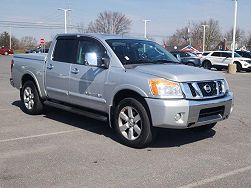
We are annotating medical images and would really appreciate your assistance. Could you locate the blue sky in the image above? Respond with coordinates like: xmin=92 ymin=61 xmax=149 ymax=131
xmin=0 ymin=0 xmax=250 ymax=43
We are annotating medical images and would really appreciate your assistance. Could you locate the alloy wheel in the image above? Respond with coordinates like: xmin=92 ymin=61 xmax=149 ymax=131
xmin=23 ymin=87 xmax=35 ymax=110
xmin=118 ymin=106 xmax=142 ymax=141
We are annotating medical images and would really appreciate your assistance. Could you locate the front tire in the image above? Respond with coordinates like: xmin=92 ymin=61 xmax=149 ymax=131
xmin=21 ymin=81 xmax=43 ymax=115
xmin=113 ymin=98 xmax=153 ymax=148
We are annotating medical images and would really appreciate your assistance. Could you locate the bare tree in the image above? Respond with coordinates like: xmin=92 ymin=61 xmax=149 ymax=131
xmin=225 ymin=28 xmax=245 ymax=47
xmin=163 ymin=27 xmax=190 ymax=47
xmin=87 ymin=11 xmax=132 ymax=34
xmin=76 ymin=22 xmax=86 ymax=34
xmin=20 ymin=36 xmax=37 ymax=49
xmin=0 ymin=31 xmax=20 ymax=49
xmin=164 ymin=19 xmax=222 ymax=51
xmin=245 ymin=32 xmax=251 ymax=50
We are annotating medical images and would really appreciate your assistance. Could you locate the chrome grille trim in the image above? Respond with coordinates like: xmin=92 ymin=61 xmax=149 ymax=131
xmin=181 ymin=80 xmax=227 ymax=100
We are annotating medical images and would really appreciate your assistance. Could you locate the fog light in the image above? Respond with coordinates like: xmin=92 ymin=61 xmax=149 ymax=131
xmin=174 ymin=113 xmax=182 ymax=121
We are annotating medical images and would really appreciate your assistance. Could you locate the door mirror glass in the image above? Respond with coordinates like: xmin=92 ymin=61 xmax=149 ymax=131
xmin=85 ymin=52 xmax=98 ymax=66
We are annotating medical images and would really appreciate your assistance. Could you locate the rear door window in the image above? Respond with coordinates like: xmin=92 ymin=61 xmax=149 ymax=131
xmin=53 ymin=38 xmax=77 ymax=63
xmin=211 ymin=52 xmax=221 ymax=57
xmin=221 ymin=52 xmax=231 ymax=58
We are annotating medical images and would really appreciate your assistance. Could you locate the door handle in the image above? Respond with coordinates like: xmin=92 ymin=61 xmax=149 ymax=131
xmin=47 ymin=64 xmax=54 ymax=70
xmin=71 ymin=68 xmax=79 ymax=74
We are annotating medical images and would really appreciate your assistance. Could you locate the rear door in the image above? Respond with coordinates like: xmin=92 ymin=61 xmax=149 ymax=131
xmin=45 ymin=36 xmax=78 ymax=101
xmin=68 ymin=37 xmax=109 ymax=112
xmin=221 ymin=52 xmax=232 ymax=66
xmin=210 ymin=52 xmax=222 ymax=65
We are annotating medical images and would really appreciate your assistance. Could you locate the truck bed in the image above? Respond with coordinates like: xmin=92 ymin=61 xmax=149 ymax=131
xmin=11 ymin=53 xmax=47 ymax=97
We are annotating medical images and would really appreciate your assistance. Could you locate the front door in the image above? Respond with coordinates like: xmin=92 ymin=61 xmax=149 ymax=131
xmin=45 ymin=36 xmax=78 ymax=101
xmin=68 ymin=37 xmax=108 ymax=112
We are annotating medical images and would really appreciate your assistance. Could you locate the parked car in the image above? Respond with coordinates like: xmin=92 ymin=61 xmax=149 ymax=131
xmin=170 ymin=51 xmax=201 ymax=67
xmin=25 ymin=48 xmax=49 ymax=53
xmin=0 ymin=47 xmax=13 ymax=55
xmin=201 ymin=51 xmax=251 ymax=72
xmin=235 ymin=50 xmax=251 ymax=59
xmin=10 ymin=34 xmax=233 ymax=148
xmin=202 ymin=51 xmax=211 ymax=57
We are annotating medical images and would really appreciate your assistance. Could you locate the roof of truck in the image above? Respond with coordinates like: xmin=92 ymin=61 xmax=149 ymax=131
xmin=55 ymin=33 xmax=145 ymax=41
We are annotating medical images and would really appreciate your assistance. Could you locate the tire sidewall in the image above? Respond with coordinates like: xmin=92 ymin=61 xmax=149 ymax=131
xmin=203 ymin=61 xmax=211 ymax=70
xmin=21 ymin=81 xmax=43 ymax=115
xmin=235 ymin=62 xmax=242 ymax=72
xmin=113 ymin=98 xmax=152 ymax=148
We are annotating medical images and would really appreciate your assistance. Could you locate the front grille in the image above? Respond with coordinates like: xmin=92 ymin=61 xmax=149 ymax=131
xmin=199 ymin=106 xmax=225 ymax=119
xmin=188 ymin=83 xmax=197 ymax=97
xmin=197 ymin=82 xmax=217 ymax=97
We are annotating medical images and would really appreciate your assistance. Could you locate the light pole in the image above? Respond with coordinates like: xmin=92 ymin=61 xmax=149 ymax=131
xmin=143 ymin=20 xmax=151 ymax=39
xmin=9 ymin=26 xmax=12 ymax=49
xmin=228 ymin=0 xmax=238 ymax=74
xmin=201 ymin=25 xmax=208 ymax=52
xmin=231 ymin=0 xmax=238 ymax=63
xmin=58 ymin=8 xmax=72 ymax=33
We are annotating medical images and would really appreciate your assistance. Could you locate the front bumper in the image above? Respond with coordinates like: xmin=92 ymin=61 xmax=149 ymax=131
xmin=10 ymin=78 xmax=14 ymax=87
xmin=146 ymin=92 xmax=233 ymax=129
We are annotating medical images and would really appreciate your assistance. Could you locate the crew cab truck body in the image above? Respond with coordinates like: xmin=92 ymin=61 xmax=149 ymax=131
xmin=10 ymin=34 xmax=233 ymax=148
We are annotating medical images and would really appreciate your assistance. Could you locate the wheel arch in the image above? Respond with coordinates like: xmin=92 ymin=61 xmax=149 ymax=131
xmin=109 ymin=89 xmax=152 ymax=128
xmin=21 ymin=73 xmax=43 ymax=98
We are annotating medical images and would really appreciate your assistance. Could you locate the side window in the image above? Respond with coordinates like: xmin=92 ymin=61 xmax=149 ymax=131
xmin=53 ymin=39 xmax=77 ymax=63
xmin=76 ymin=39 xmax=106 ymax=66
xmin=222 ymin=52 xmax=231 ymax=58
xmin=179 ymin=52 xmax=187 ymax=58
xmin=211 ymin=52 xmax=221 ymax=57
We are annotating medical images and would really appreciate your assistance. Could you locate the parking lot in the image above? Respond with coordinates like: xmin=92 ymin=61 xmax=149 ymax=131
xmin=0 ymin=55 xmax=250 ymax=187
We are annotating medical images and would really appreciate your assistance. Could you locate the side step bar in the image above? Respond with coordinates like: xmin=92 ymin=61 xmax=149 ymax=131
xmin=44 ymin=101 xmax=107 ymax=122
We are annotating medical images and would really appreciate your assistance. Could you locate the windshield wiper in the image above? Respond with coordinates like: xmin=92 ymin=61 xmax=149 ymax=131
xmin=132 ymin=60 xmax=155 ymax=64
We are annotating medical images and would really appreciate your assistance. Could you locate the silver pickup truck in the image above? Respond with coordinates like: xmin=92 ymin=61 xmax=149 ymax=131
xmin=10 ymin=34 xmax=233 ymax=148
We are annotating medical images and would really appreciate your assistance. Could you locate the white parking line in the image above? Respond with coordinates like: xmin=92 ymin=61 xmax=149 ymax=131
xmin=0 ymin=129 xmax=80 ymax=143
xmin=179 ymin=165 xmax=251 ymax=188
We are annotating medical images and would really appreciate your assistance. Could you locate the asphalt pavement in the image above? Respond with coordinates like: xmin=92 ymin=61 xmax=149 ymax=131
xmin=0 ymin=55 xmax=250 ymax=188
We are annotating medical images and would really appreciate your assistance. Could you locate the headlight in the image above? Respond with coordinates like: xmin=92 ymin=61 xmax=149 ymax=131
xmin=221 ymin=79 xmax=229 ymax=93
xmin=149 ymin=79 xmax=183 ymax=98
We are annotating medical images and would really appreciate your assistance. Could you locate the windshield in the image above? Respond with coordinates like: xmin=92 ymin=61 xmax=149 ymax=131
xmin=234 ymin=52 xmax=241 ymax=57
xmin=106 ymin=39 xmax=179 ymax=65
xmin=187 ymin=52 xmax=197 ymax=57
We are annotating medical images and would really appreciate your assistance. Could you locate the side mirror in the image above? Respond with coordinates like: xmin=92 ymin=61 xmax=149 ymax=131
xmin=176 ymin=54 xmax=181 ymax=62
xmin=85 ymin=52 xmax=110 ymax=69
xmin=85 ymin=52 xmax=98 ymax=66
xmin=101 ymin=54 xmax=110 ymax=69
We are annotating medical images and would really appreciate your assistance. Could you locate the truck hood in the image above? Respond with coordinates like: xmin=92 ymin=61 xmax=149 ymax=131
xmin=133 ymin=64 xmax=224 ymax=82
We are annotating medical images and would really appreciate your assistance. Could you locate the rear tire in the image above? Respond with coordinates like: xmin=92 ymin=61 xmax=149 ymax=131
xmin=203 ymin=61 xmax=212 ymax=70
xmin=234 ymin=62 xmax=242 ymax=72
xmin=21 ymin=81 xmax=43 ymax=115
xmin=191 ymin=123 xmax=216 ymax=132
xmin=187 ymin=62 xmax=195 ymax=66
xmin=216 ymin=67 xmax=223 ymax=71
xmin=113 ymin=98 xmax=153 ymax=148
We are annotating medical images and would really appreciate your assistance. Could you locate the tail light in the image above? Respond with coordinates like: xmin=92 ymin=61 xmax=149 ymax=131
xmin=10 ymin=59 xmax=14 ymax=73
